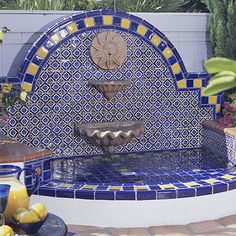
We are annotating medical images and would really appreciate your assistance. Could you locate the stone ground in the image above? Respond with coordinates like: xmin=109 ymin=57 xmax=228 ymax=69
xmin=67 ymin=214 xmax=236 ymax=235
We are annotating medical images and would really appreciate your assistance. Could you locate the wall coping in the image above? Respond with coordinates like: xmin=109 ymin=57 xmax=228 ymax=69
xmin=202 ymin=120 xmax=236 ymax=137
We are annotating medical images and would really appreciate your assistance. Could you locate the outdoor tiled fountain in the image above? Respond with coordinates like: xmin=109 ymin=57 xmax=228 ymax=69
xmin=4 ymin=11 xmax=236 ymax=221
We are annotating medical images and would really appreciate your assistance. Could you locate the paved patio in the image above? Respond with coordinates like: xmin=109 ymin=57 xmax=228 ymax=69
xmin=67 ymin=214 xmax=236 ymax=235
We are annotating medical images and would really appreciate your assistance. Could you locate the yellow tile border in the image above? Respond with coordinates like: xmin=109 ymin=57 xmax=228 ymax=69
xmin=135 ymin=185 xmax=149 ymax=190
xmin=66 ymin=22 xmax=78 ymax=34
xmin=26 ymin=63 xmax=39 ymax=76
xmin=204 ymin=178 xmax=221 ymax=184
xmin=121 ymin=18 xmax=131 ymax=29
xmin=163 ymin=47 xmax=173 ymax=59
xmin=36 ymin=47 xmax=48 ymax=59
xmin=82 ymin=184 xmax=97 ymax=189
xmin=137 ymin=24 xmax=147 ymax=36
xmin=183 ymin=181 xmax=201 ymax=187
xmin=177 ymin=80 xmax=186 ymax=89
xmin=51 ymin=33 xmax=62 ymax=44
xmin=159 ymin=184 xmax=176 ymax=189
xmin=84 ymin=17 xmax=95 ymax=27
xmin=103 ymin=15 xmax=113 ymax=25
xmin=151 ymin=34 xmax=161 ymax=46
xmin=22 ymin=82 xmax=33 ymax=92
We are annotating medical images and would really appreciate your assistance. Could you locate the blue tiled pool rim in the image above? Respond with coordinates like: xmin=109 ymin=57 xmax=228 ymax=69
xmin=25 ymin=148 xmax=236 ymax=200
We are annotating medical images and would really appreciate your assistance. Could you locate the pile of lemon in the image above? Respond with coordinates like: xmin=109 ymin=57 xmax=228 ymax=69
xmin=0 ymin=202 xmax=48 ymax=236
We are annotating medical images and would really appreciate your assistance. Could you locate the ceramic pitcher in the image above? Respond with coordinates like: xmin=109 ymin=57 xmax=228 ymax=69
xmin=0 ymin=165 xmax=39 ymax=222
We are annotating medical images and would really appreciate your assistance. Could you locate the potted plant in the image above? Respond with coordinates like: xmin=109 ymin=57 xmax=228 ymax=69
xmin=0 ymin=26 xmax=28 ymax=127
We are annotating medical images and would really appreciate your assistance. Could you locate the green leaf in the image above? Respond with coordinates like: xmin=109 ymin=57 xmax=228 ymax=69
xmin=202 ymin=74 xmax=236 ymax=96
xmin=208 ymin=71 xmax=236 ymax=82
xmin=204 ymin=57 xmax=236 ymax=74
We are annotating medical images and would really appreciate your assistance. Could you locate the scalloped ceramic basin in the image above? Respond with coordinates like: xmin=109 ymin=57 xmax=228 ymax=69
xmin=90 ymin=80 xmax=130 ymax=100
xmin=75 ymin=120 xmax=145 ymax=153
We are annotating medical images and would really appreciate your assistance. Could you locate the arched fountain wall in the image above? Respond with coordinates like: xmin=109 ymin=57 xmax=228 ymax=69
xmin=4 ymin=10 xmax=223 ymax=156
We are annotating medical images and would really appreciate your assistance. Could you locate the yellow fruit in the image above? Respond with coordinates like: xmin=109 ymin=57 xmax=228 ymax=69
xmin=15 ymin=209 xmax=40 ymax=223
xmin=30 ymin=202 xmax=48 ymax=220
xmin=0 ymin=225 xmax=14 ymax=236
xmin=15 ymin=207 xmax=28 ymax=215
xmin=0 ymin=31 xmax=3 ymax=42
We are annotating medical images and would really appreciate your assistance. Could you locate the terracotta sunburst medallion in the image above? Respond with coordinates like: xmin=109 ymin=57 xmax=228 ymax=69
xmin=90 ymin=31 xmax=127 ymax=70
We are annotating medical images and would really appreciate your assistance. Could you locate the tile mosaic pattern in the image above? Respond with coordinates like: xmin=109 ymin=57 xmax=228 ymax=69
xmin=25 ymin=148 xmax=236 ymax=200
xmin=2 ymin=10 xmax=223 ymax=155
xmin=203 ymin=127 xmax=236 ymax=164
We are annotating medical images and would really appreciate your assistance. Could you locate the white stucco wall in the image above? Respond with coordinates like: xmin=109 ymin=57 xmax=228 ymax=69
xmin=0 ymin=11 xmax=211 ymax=77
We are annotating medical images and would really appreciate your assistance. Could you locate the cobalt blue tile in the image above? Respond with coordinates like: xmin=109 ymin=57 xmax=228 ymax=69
xmin=58 ymin=17 xmax=72 ymax=27
xmin=158 ymin=42 xmax=167 ymax=52
xmin=196 ymin=186 xmax=212 ymax=196
xmin=202 ymin=79 xmax=207 ymax=87
xmin=25 ymin=177 xmax=32 ymax=186
xmin=19 ymin=60 xmax=30 ymax=74
xmin=187 ymin=80 xmax=194 ymax=88
xmin=116 ymin=191 xmax=135 ymax=200
xmin=39 ymin=187 xmax=56 ymax=197
xmin=199 ymin=72 xmax=209 ymax=78
xmin=76 ymin=190 xmax=94 ymax=200
xmin=130 ymin=22 xmax=138 ymax=32
xmin=115 ymin=10 xmax=129 ymax=18
xmin=157 ymin=190 xmax=177 ymax=199
xmin=95 ymin=191 xmax=115 ymax=200
xmin=168 ymin=55 xmax=177 ymax=65
xmin=25 ymin=46 xmax=38 ymax=60
xmin=72 ymin=13 xmax=86 ymax=21
xmin=35 ymin=34 xmax=48 ymax=48
xmin=213 ymin=183 xmax=228 ymax=194
xmin=23 ymin=73 xmax=34 ymax=83
xmin=44 ymin=40 xmax=55 ymax=50
xmin=177 ymin=188 xmax=195 ymax=198
xmin=123 ymin=186 xmax=134 ymax=191
xmin=94 ymin=16 xmax=103 ymax=26
xmin=144 ymin=30 xmax=153 ymax=40
xmin=101 ymin=25 xmax=114 ymax=30
xmin=86 ymin=10 xmax=101 ymax=17
xmin=113 ymin=17 xmax=121 ymax=26
xmin=129 ymin=14 xmax=142 ymax=24
xmin=153 ymin=28 xmax=165 ymax=39
xmin=201 ymin=97 xmax=209 ymax=104
xmin=32 ymin=55 xmax=44 ymax=66
xmin=5 ymin=77 xmax=21 ymax=83
xmin=229 ymin=181 xmax=236 ymax=190
xmin=96 ymin=185 xmax=109 ymax=190
xmin=172 ymin=48 xmax=182 ymax=61
xmin=164 ymin=37 xmax=175 ymax=49
xmin=137 ymin=190 xmax=156 ymax=200
xmin=56 ymin=189 xmax=74 ymax=198
xmin=43 ymin=171 xmax=51 ymax=180
xmin=43 ymin=159 xmax=51 ymax=170
xmin=76 ymin=20 xmax=86 ymax=30
xmin=187 ymin=73 xmax=198 ymax=79
xmin=149 ymin=185 xmax=161 ymax=190
xmin=179 ymin=60 xmax=187 ymax=73
xmin=101 ymin=9 xmax=115 ymax=15
xmin=175 ymin=72 xmax=184 ymax=81
xmin=46 ymin=24 xmax=59 ymax=36
xmin=142 ymin=20 xmax=154 ymax=30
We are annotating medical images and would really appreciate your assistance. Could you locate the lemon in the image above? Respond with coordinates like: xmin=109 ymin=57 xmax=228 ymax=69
xmin=30 ymin=202 xmax=48 ymax=220
xmin=14 ymin=207 xmax=28 ymax=215
xmin=15 ymin=209 xmax=40 ymax=223
xmin=0 ymin=225 xmax=14 ymax=236
xmin=0 ymin=31 xmax=3 ymax=43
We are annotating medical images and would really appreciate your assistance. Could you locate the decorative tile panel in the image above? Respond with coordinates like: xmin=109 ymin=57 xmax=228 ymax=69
xmin=2 ymin=10 xmax=223 ymax=155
